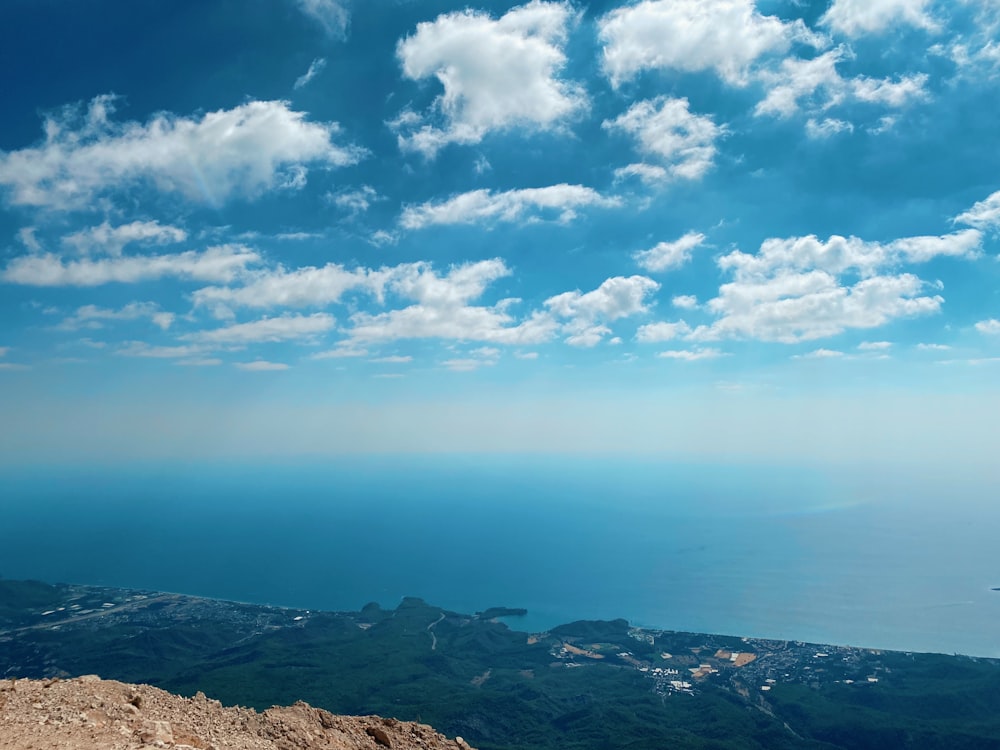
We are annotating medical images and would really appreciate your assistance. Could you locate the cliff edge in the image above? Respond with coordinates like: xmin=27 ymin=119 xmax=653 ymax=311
xmin=0 ymin=676 xmax=476 ymax=750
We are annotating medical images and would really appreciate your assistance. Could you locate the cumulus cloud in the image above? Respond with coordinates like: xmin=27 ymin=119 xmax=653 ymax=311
xmin=717 ymin=230 xmax=981 ymax=278
xmin=660 ymin=227 xmax=982 ymax=344
xmin=185 ymin=313 xmax=335 ymax=345
xmin=400 ymin=184 xmax=619 ymax=229
xmin=598 ymin=0 xmax=819 ymax=86
xmin=636 ymin=321 xmax=692 ymax=343
xmin=673 ymin=295 xmax=699 ymax=310
xmin=192 ymin=263 xmax=382 ymax=313
xmin=755 ymin=50 xmax=847 ymax=118
xmin=348 ymin=260 xmax=558 ymax=345
xmin=851 ymin=73 xmax=929 ymax=106
xmin=756 ymin=50 xmax=930 ymax=120
xmin=858 ymin=340 xmax=893 ymax=350
xmin=821 ymin=0 xmax=937 ymax=37
xmin=692 ymin=271 xmax=943 ymax=343
xmin=604 ymin=97 xmax=722 ymax=183
xmin=58 ymin=302 xmax=174 ymax=331
xmin=546 ymin=275 xmax=660 ymax=347
xmin=393 ymin=1 xmax=585 ymax=157
xmin=0 ymin=96 xmax=363 ymax=209
xmin=62 ymin=220 xmax=186 ymax=256
xmin=2 ymin=244 xmax=260 ymax=287
xmin=955 ymin=190 xmax=1000 ymax=230
xmin=296 ymin=0 xmax=350 ymax=38
xmin=976 ymin=319 xmax=1000 ymax=334
xmin=634 ymin=232 xmax=705 ymax=272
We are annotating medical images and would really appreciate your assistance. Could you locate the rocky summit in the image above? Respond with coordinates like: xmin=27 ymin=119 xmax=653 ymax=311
xmin=0 ymin=676 xmax=476 ymax=750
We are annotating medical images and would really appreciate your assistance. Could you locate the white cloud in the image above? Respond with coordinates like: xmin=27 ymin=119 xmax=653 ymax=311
xmin=683 ymin=226 xmax=975 ymax=343
xmin=636 ymin=321 xmax=692 ymax=343
xmin=718 ymin=230 xmax=981 ymax=278
xmin=634 ymin=231 xmax=705 ymax=272
xmin=884 ymin=230 xmax=983 ymax=262
xmin=393 ymin=1 xmax=585 ymax=157
xmin=546 ymin=275 xmax=660 ymax=347
xmin=117 ymin=342 xmax=207 ymax=359
xmin=0 ymin=96 xmax=363 ymax=209
xmin=330 ymin=185 xmax=379 ymax=216
xmin=795 ymin=348 xmax=845 ymax=359
xmin=311 ymin=344 xmax=368 ymax=359
xmin=400 ymin=184 xmax=618 ymax=229
xmin=821 ymin=0 xmax=936 ymax=37
xmin=858 ymin=340 xmax=893 ymax=350
xmin=442 ymin=346 xmax=501 ymax=371
xmin=371 ymin=355 xmax=413 ymax=363
xmin=3 ymin=244 xmax=260 ymax=287
xmin=755 ymin=49 xmax=846 ymax=118
xmin=851 ymin=73 xmax=929 ymax=106
xmin=442 ymin=358 xmax=492 ymax=372
xmin=18 ymin=228 xmax=41 ymax=252
xmin=976 ymin=319 xmax=1000 ymax=334
xmin=604 ymin=97 xmax=722 ymax=182
xmin=348 ymin=260 xmax=559 ymax=345
xmin=58 ymin=302 xmax=174 ymax=331
xmin=62 ymin=220 xmax=186 ymax=256
xmin=294 ymin=57 xmax=327 ymax=89
xmin=546 ymin=275 xmax=659 ymax=321
xmin=185 ymin=313 xmax=335 ymax=345
xmin=805 ymin=117 xmax=854 ymax=139
xmin=756 ymin=50 xmax=929 ymax=121
xmin=693 ymin=270 xmax=943 ymax=343
xmin=598 ymin=0 xmax=819 ymax=86
xmin=296 ymin=0 xmax=350 ymax=38
xmin=235 ymin=360 xmax=290 ymax=371
xmin=955 ymin=190 xmax=1000 ymax=230
xmin=175 ymin=358 xmax=222 ymax=367
xmin=916 ymin=342 xmax=951 ymax=351
xmin=192 ymin=262 xmax=380 ymax=312
xmin=514 ymin=350 xmax=539 ymax=359
xmin=672 ymin=295 xmax=699 ymax=310
xmin=657 ymin=348 xmax=724 ymax=361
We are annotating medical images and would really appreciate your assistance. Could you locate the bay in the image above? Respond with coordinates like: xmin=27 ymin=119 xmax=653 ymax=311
xmin=1 ymin=456 xmax=998 ymax=657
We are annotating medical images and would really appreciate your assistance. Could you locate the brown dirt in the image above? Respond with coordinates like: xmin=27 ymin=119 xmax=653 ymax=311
xmin=0 ymin=676 xmax=476 ymax=750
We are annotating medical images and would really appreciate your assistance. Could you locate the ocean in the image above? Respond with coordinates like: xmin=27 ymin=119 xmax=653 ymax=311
xmin=2 ymin=456 xmax=998 ymax=657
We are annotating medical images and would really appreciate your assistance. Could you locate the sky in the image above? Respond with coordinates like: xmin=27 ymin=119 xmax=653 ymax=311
xmin=1 ymin=0 xmax=999 ymax=470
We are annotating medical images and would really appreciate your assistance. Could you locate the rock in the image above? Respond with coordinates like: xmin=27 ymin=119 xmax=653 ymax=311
xmin=0 ymin=676 xmax=476 ymax=750
xmin=366 ymin=724 xmax=394 ymax=747
xmin=140 ymin=719 xmax=175 ymax=745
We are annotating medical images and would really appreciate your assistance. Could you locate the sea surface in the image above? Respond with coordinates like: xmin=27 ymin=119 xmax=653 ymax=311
xmin=2 ymin=456 xmax=999 ymax=657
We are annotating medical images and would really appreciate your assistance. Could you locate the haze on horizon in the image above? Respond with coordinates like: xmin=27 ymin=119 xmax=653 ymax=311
xmin=1 ymin=0 xmax=999 ymax=478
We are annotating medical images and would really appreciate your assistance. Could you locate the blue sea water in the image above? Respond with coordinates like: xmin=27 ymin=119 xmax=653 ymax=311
xmin=1 ymin=456 xmax=999 ymax=657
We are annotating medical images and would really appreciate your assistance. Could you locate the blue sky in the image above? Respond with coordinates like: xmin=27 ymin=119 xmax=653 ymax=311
xmin=1 ymin=0 xmax=999 ymax=468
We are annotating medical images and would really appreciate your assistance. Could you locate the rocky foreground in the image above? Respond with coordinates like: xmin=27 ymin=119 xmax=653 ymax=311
xmin=0 ymin=676 xmax=476 ymax=750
